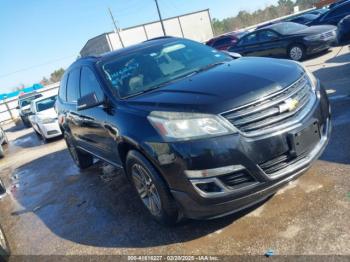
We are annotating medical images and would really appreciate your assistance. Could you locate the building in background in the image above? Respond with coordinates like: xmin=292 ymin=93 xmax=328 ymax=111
xmin=80 ymin=9 xmax=214 ymax=57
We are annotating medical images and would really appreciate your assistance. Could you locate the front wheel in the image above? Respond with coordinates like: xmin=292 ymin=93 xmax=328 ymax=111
xmin=0 ymin=145 xmax=4 ymax=158
xmin=126 ymin=150 xmax=179 ymax=225
xmin=288 ymin=44 xmax=305 ymax=61
xmin=64 ymin=134 xmax=93 ymax=169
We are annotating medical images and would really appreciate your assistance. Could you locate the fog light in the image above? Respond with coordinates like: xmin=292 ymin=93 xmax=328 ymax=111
xmin=196 ymin=182 xmax=222 ymax=193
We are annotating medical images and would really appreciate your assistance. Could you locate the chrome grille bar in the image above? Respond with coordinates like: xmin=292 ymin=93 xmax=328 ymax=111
xmin=222 ymin=75 xmax=315 ymax=136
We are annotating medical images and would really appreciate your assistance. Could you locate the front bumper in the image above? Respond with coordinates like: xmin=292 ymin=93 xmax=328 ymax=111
xmin=39 ymin=121 xmax=62 ymax=139
xmin=145 ymin=83 xmax=331 ymax=220
xmin=306 ymin=38 xmax=336 ymax=55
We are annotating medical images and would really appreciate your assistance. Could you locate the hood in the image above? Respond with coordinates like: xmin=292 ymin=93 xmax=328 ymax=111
xmin=291 ymin=25 xmax=337 ymax=35
xmin=126 ymin=57 xmax=305 ymax=114
xmin=37 ymin=108 xmax=58 ymax=119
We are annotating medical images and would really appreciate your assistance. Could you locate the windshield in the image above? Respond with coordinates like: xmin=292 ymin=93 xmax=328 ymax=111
xmin=101 ymin=39 xmax=231 ymax=98
xmin=20 ymin=94 xmax=42 ymax=107
xmin=36 ymin=96 xmax=57 ymax=112
xmin=271 ymin=22 xmax=308 ymax=35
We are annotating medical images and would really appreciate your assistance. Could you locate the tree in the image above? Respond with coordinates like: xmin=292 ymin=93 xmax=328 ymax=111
xmin=49 ymin=68 xmax=65 ymax=83
xmin=211 ymin=0 xmax=318 ymax=36
xmin=40 ymin=77 xmax=50 ymax=86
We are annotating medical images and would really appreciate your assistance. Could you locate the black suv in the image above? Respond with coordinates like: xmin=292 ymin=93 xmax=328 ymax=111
xmin=56 ymin=37 xmax=331 ymax=225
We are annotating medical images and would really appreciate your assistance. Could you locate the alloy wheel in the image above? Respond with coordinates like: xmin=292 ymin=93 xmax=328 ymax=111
xmin=290 ymin=46 xmax=303 ymax=61
xmin=131 ymin=164 xmax=162 ymax=216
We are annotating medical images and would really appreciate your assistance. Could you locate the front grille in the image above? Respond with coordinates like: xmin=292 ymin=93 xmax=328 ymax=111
xmin=222 ymin=75 xmax=315 ymax=136
xmin=47 ymin=130 xmax=59 ymax=135
xmin=219 ymin=171 xmax=256 ymax=190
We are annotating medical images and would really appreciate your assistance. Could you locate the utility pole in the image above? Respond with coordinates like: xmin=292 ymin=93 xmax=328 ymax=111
xmin=108 ymin=7 xmax=124 ymax=48
xmin=154 ymin=0 xmax=166 ymax=36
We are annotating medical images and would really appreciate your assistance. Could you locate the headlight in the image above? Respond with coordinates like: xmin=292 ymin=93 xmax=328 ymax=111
xmin=39 ymin=117 xmax=57 ymax=124
xmin=148 ymin=111 xmax=237 ymax=141
xmin=304 ymin=34 xmax=321 ymax=41
xmin=294 ymin=62 xmax=318 ymax=93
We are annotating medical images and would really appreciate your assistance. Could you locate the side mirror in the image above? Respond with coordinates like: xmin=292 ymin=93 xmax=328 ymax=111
xmin=16 ymin=106 xmax=20 ymax=109
xmin=77 ymin=92 xmax=103 ymax=111
xmin=222 ymin=51 xmax=242 ymax=59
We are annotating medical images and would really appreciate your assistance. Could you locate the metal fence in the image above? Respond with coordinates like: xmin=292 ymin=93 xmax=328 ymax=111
xmin=0 ymin=82 xmax=60 ymax=124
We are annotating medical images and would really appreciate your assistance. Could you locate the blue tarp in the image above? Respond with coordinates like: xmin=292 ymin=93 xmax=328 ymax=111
xmin=0 ymin=84 xmax=43 ymax=101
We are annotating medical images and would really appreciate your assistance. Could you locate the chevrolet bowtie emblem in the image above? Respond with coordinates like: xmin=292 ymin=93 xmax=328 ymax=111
xmin=279 ymin=98 xmax=299 ymax=113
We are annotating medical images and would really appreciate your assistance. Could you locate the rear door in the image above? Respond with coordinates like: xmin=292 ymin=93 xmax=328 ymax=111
xmin=233 ymin=32 xmax=261 ymax=56
xmin=65 ymin=68 xmax=82 ymax=142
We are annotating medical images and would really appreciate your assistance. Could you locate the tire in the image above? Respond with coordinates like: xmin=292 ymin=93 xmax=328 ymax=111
xmin=1 ymin=130 xmax=8 ymax=145
xmin=22 ymin=117 xmax=31 ymax=128
xmin=0 ymin=145 xmax=4 ymax=158
xmin=64 ymin=134 xmax=93 ymax=169
xmin=288 ymin=44 xmax=305 ymax=61
xmin=126 ymin=150 xmax=179 ymax=225
xmin=0 ymin=225 xmax=10 ymax=258
xmin=0 ymin=178 xmax=5 ymax=195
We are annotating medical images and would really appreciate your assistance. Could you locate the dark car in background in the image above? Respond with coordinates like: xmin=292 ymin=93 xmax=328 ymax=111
xmin=56 ymin=37 xmax=331 ymax=225
xmin=309 ymin=0 xmax=350 ymax=26
xmin=329 ymin=0 xmax=349 ymax=9
xmin=337 ymin=15 xmax=350 ymax=44
xmin=307 ymin=8 xmax=329 ymax=16
xmin=229 ymin=22 xmax=337 ymax=61
xmin=17 ymin=92 xmax=42 ymax=127
xmin=0 ymin=126 xmax=8 ymax=158
xmin=287 ymin=13 xmax=320 ymax=25
xmin=206 ymin=31 xmax=246 ymax=50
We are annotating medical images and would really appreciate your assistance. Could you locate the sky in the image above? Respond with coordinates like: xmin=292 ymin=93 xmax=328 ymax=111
xmin=0 ymin=0 xmax=279 ymax=93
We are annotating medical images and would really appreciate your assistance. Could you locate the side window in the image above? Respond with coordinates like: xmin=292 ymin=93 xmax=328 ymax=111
xmin=80 ymin=67 xmax=104 ymax=102
xmin=239 ymin=33 xmax=258 ymax=46
xmin=66 ymin=68 xmax=80 ymax=103
xmin=59 ymin=73 xmax=68 ymax=101
xmin=259 ymin=30 xmax=279 ymax=42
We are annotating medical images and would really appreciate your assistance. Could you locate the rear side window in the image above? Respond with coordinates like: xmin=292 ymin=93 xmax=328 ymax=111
xmin=66 ymin=68 xmax=80 ymax=103
xmin=59 ymin=73 xmax=68 ymax=101
xmin=80 ymin=67 xmax=104 ymax=102
xmin=259 ymin=30 xmax=279 ymax=42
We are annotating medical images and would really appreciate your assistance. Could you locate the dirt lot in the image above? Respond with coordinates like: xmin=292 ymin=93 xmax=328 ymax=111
xmin=0 ymin=46 xmax=349 ymax=257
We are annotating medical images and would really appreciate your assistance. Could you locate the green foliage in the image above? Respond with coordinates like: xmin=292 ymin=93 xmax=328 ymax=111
xmin=40 ymin=68 xmax=65 ymax=86
xmin=212 ymin=0 xmax=318 ymax=35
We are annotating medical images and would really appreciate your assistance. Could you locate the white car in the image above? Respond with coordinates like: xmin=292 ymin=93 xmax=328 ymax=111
xmin=29 ymin=95 xmax=62 ymax=141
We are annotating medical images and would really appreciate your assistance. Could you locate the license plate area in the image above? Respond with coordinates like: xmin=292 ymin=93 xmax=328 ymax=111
xmin=289 ymin=121 xmax=320 ymax=157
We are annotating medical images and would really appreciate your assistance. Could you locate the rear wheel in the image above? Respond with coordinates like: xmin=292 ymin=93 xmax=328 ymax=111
xmin=288 ymin=44 xmax=305 ymax=61
xmin=64 ymin=134 xmax=93 ymax=169
xmin=126 ymin=150 xmax=179 ymax=225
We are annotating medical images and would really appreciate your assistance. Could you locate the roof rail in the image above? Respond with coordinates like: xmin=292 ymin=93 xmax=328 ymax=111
xmin=143 ymin=36 xmax=174 ymax=42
